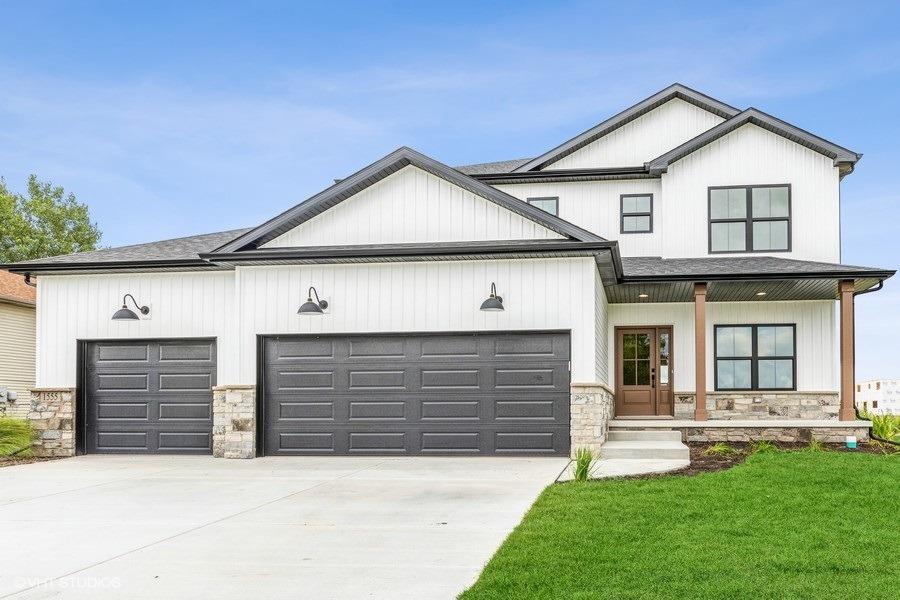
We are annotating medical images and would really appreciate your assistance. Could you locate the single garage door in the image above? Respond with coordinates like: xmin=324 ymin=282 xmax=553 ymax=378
xmin=83 ymin=339 xmax=216 ymax=454
xmin=262 ymin=331 xmax=570 ymax=456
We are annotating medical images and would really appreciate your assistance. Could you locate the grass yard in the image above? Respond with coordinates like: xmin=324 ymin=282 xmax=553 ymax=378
xmin=461 ymin=450 xmax=899 ymax=600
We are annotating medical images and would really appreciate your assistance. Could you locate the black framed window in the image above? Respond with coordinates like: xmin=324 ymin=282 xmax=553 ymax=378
xmin=714 ymin=324 xmax=796 ymax=391
xmin=620 ymin=194 xmax=652 ymax=233
xmin=527 ymin=196 xmax=558 ymax=216
xmin=708 ymin=185 xmax=790 ymax=253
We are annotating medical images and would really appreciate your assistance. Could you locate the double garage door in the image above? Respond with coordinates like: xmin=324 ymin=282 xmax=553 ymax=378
xmin=262 ymin=331 xmax=571 ymax=456
xmin=82 ymin=332 xmax=570 ymax=456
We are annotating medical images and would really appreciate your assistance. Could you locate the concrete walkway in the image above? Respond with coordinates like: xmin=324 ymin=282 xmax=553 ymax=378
xmin=0 ymin=455 xmax=568 ymax=599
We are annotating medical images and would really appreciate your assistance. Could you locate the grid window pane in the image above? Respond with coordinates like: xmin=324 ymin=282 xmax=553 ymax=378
xmin=623 ymin=215 xmax=650 ymax=232
xmin=775 ymin=326 xmax=794 ymax=355
xmin=770 ymin=187 xmax=789 ymax=216
xmin=622 ymin=196 xmax=637 ymax=213
xmin=759 ymin=359 xmax=794 ymax=388
xmin=728 ymin=188 xmax=747 ymax=217
xmin=636 ymin=334 xmax=651 ymax=359
xmin=623 ymin=360 xmax=636 ymax=385
xmin=752 ymin=187 xmax=771 ymax=217
xmin=717 ymin=360 xmax=752 ymax=389
xmin=752 ymin=221 xmax=789 ymax=250
xmin=636 ymin=360 xmax=651 ymax=385
xmin=632 ymin=195 xmax=651 ymax=213
xmin=623 ymin=334 xmax=636 ymax=359
xmin=711 ymin=222 xmax=746 ymax=252
xmin=528 ymin=198 xmax=557 ymax=216
xmin=710 ymin=190 xmax=729 ymax=219
xmin=717 ymin=326 xmax=752 ymax=357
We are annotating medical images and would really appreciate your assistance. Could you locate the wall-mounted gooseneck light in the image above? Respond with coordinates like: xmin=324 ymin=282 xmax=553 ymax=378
xmin=298 ymin=286 xmax=329 ymax=316
xmin=112 ymin=294 xmax=150 ymax=321
xmin=480 ymin=282 xmax=504 ymax=312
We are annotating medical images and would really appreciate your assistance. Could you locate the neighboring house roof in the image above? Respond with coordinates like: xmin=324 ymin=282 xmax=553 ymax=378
xmin=511 ymin=84 xmax=741 ymax=173
xmin=213 ymin=146 xmax=605 ymax=254
xmin=0 ymin=270 xmax=36 ymax=306
xmin=646 ymin=108 xmax=862 ymax=175
xmin=4 ymin=229 xmax=252 ymax=273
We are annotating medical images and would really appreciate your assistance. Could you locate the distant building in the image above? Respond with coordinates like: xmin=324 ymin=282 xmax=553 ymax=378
xmin=856 ymin=380 xmax=900 ymax=415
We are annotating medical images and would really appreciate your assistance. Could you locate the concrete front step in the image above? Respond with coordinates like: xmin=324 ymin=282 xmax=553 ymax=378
xmin=557 ymin=458 xmax=689 ymax=481
xmin=607 ymin=429 xmax=682 ymax=442
xmin=599 ymin=440 xmax=690 ymax=460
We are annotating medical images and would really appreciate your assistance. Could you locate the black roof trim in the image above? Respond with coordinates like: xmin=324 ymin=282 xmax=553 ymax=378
xmin=2 ymin=259 xmax=219 ymax=274
xmin=471 ymin=166 xmax=654 ymax=184
xmin=619 ymin=256 xmax=894 ymax=283
xmin=513 ymin=84 xmax=740 ymax=173
xmin=646 ymin=108 xmax=862 ymax=175
xmin=204 ymin=239 xmax=617 ymax=262
xmin=213 ymin=147 xmax=604 ymax=254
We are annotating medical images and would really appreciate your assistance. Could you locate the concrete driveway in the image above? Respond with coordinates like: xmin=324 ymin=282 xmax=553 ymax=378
xmin=0 ymin=455 xmax=567 ymax=599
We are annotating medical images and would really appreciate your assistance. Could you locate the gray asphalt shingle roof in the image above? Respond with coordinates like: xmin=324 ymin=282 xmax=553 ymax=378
xmin=454 ymin=158 xmax=533 ymax=175
xmin=621 ymin=256 xmax=894 ymax=279
xmin=9 ymin=228 xmax=252 ymax=266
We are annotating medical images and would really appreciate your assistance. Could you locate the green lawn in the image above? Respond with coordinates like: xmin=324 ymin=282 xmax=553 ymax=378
xmin=461 ymin=451 xmax=899 ymax=600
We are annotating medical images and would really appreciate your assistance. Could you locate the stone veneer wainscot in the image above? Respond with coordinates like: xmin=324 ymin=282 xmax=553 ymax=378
xmin=212 ymin=385 xmax=256 ymax=459
xmin=570 ymin=383 xmax=615 ymax=456
xmin=28 ymin=388 xmax=76 ymax=457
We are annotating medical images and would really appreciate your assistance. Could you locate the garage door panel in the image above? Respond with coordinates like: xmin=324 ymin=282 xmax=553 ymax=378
xmin=85 ymin=339 xmax=215 ymax=455
xmin=263 ymin=332 xmax=570 ymax=456
xmin=270 ymin=338 xmax=336 ymax=360
xmin=95 ymin=343 xmax=151 ymax=363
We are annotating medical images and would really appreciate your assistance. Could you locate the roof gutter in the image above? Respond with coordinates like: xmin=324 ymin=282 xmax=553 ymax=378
xmin=1 ymin=259 xmax=220 ymax=275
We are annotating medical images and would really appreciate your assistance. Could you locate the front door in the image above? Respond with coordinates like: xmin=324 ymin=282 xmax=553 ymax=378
xmin=615 ymin=327 xmax=674 ymax=416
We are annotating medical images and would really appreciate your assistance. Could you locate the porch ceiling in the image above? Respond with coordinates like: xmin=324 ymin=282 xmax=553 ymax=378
xmin=605 ymin=277 xmax=885 ymax=303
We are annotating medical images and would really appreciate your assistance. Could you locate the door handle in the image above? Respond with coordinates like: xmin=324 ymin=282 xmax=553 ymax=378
xmin=651 ymin=367 xmax=656 ymax=389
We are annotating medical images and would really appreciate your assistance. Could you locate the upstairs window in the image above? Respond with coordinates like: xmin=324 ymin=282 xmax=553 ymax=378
xmin=715 ymin=324 xmax=796 ymax=391
xmin=527 ymin=196 xmax=558 ymax=216
xmin=709 ymin=185 xmax=790 ymax=253
xmin=620 ymin=194 xmax=653 ymax=233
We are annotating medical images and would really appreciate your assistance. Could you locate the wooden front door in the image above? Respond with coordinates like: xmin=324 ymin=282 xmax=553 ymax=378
xmin=615 ymin=326 xmax=674 ymax=416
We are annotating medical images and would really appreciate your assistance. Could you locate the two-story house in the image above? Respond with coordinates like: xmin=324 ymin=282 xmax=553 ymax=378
xmin=5 ymin=84 xmax=893 ymax=458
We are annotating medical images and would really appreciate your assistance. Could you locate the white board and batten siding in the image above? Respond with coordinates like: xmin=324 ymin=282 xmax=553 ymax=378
xmin=543 ymin=99 xmax=725 ymax=169
xmin=235 ymin=258 xmax=601 ymax=384
xmin=608 ymin=300 xmax=836 ymax=392
xmin=35 ymin=272 xmax=236 ymax=388
xmin=262 ymin=165 xmax=563 ymax=248
xmin=34 ymin=258 xmax=604 ymax=388
xmin=495 ymin=179 xmax=662 ymax=256
xmin=661 ymin=124 xmax=841 ymax=263
xmin=0 ymin=302 xmax=36 ymax=415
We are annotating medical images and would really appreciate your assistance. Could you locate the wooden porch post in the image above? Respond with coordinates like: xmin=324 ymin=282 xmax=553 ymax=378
xmin=694 ymin=282 xmax=709 ymax=421
xmin=839 ymin=279 xmax=856 ymax=421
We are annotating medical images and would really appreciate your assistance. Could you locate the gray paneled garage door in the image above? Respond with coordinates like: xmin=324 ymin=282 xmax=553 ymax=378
xmin=83 ymin=339 xmax=216 ymax=454
xmin=262 ymin=332 xmax=570 ymax=456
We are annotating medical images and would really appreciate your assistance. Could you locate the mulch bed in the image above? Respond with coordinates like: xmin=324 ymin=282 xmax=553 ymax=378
xmin=634 ymin=441 xmax=897 ymax=480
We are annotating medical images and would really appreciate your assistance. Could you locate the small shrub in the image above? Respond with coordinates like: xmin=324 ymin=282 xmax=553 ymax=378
xmin=749 ymin=440 xmax=778 ymax=454
xmin=704 ymin=442 xmax=738 ymax=457
xmin=0 ymin=417 xmax=34 ymax=457
xmin=572 ymin=448 xmax=596 ymax=482
xmin=806 ymin=439 xmax=826 ymax=452
xmin=865 ymin=412 xmax=900 ymax=443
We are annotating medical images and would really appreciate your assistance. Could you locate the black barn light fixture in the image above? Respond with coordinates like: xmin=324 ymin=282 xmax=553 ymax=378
xmin=480 ymin=282 xmax=504 ymax=312
xmin=298 ymin=286 xmax=329 ymax=315
xmin=112 ymin=294 xmax=150 ymax=321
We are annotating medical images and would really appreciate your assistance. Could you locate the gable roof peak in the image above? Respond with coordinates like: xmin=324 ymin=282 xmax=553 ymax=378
xmin=646 ymin=106 xmax=862 ymax=176
xmin=211 ymin=146 xmax=604 ymax=254
xmin=512 ymin=83 xmax=740 ymax=172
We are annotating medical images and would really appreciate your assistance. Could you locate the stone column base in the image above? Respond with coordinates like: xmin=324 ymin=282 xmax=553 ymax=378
xmin=570 ymin=383 xmax=614 ymax=456
xmin=213 ymin=385 xmax=256 ymax=459
xmin=28 ymin=388 xmax=76 ymax=457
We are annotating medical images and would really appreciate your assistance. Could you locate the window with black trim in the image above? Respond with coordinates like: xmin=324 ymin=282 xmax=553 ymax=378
xmin=708 ymin=185 xmax=790 ymax=253
xmin=714 ymin=324 xmax=796 ymax=390
xmin=620 ymin=194 xmax=652 ymax=233
xmin=527 ymin=196 xmax=558 ymax=216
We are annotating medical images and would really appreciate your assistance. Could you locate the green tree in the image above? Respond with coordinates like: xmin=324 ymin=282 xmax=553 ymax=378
xmin=0 ymin=175 xmax=101 ymax=263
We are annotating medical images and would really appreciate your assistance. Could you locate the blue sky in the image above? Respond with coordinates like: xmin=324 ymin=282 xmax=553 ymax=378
xmin=1 ymin=1 xmax=898 ymax=378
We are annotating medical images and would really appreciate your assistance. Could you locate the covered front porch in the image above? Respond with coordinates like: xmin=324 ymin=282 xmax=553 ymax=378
xmin=598 ymin=255 xmax=894 ymax=441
